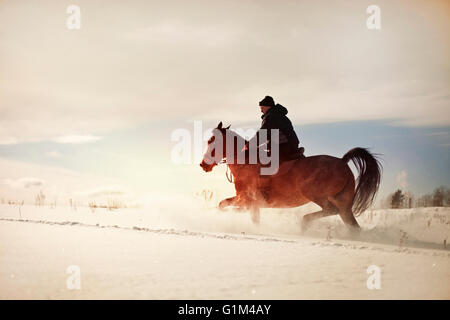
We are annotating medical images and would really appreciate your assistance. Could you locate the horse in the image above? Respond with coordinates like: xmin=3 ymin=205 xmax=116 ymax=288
xmin=200 ymin=122 xmax=382 ymax=231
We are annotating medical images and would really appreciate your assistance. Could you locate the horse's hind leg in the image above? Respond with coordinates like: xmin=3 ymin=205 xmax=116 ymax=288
xmin=302 ymin=202 xmax=338 ymax=224
xmin=328 ymin=182 xmax=360 ymax=231
xmin=341 ymin=210 xmax=359 ymax=231
xmin=301 ymin=198 xmax=339 ymax=231
xmin=339 ymin=208 xmax=360 ymax=231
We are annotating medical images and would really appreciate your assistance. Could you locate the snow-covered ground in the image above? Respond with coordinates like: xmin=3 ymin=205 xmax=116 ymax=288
xmin=0 ymin=199 xmax=449 ymax=299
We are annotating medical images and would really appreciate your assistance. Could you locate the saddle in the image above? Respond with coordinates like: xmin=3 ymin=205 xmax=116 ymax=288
xmin=257 ymin=147 xmax=305 ymax=179
xmin=255 ymin=147 xmax=305 ymax=202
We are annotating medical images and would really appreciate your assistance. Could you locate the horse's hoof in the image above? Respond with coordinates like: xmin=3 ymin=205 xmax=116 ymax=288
xmin=250 ymin=207 xmax=260 ymax=225
xmin=218 ymin=201 xmax=228 ymax=211
xmin=300 ymin=218 xmax=309 ymax=234
xmin=347 ymin=224 xmax=361 ymax=236
xmin=251 ymin=215 xmax=260 ymax=225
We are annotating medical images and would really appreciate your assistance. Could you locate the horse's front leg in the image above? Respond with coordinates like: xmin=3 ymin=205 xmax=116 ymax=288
xmin=233 ymin=192 xmax=260 ymax=224
xmin=244 ymin=200 xmax=260 ymax=225
xmin=218 ymin=196 xmax=238 ymax=210
xmin=250 ymin=205 xmax=260 ymax=224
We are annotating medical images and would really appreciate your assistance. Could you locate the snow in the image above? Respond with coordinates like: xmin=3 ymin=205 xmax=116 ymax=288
xmin=0 ymin=201 xmax=449 ymax=299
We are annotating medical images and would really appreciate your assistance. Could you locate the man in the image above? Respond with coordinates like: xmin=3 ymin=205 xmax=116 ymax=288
xmin=246 ymin=95 xmax=301 ymax=201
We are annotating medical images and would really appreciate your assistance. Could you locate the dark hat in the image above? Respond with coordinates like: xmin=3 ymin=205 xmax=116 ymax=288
xmin=259 ymin=96 xmax=275 ymax=107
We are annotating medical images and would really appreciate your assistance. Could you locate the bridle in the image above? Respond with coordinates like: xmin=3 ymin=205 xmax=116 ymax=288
xmin=205 ymin=128 xmax=247 ymax=184
xmin=217 ymin=158 xmax=241 ymax=184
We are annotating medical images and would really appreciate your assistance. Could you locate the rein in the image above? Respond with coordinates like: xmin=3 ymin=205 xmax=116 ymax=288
xmin=218 ymin=159 xmax=235 ymax=184
xmin=226 ymin=166 xmax=234 ymax=183
xmin=214 ymin=130 xmax=248 ymax=184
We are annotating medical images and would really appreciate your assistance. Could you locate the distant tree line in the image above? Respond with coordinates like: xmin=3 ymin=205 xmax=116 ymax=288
xmin=385 ymin=186 xmax=450 ymax=209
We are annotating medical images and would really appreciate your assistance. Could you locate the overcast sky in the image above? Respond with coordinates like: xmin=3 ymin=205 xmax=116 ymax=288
xmin=0 ymin=0 xmax=448 ymax=205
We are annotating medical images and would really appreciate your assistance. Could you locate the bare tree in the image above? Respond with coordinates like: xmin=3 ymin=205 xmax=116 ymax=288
xmin=432 ymin=188 xmax=444 ymax=207
xmin=391 ymin=189 xmax=405 ymax=209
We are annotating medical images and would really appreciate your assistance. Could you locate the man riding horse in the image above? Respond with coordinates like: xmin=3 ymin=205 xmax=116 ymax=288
xmin=245 ymin=95 xmax=302 ymax=201
xmin=200 ymin=97 xmax=382 ymax=230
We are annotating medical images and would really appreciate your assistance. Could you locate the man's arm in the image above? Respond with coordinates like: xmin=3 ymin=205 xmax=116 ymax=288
xmin=245 ymin=117 xmax=272 ymax=150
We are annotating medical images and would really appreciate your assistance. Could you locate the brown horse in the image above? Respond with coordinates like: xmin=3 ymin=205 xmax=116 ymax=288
xmin=200 ymin=122 xmax=382 ymax=231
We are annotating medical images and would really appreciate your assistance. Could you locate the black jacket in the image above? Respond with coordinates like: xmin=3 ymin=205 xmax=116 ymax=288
xmin=248 ymin=104 xmax=299 ymax=150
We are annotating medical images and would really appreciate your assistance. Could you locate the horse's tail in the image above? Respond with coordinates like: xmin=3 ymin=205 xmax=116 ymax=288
xmin=342 ymin=148 xmax=382 ymax=216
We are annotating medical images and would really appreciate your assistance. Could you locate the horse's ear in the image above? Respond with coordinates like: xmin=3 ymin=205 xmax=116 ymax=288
xmin=225 ymin=125 xmax=231 ymax=129
xmin=217 ymin=121 xmax=223 ymax=129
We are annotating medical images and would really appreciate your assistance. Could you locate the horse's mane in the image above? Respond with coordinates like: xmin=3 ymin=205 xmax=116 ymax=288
xmin=221 ymin=128 xmax=248 ymax=144
xmin=219 ymin=127 xmax=249 ymax=163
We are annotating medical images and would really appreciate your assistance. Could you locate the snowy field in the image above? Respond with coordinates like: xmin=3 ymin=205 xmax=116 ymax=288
xmin=0 ymin=199 xmax=449 ymax=299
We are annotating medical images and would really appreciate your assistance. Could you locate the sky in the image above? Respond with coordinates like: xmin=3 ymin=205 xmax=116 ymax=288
xmin=0 ymin=0 xmax=449 ymax=206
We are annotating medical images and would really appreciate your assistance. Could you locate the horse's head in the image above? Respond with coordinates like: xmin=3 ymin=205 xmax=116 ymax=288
xmin=200 ymin=121 xmax=229 ymax=172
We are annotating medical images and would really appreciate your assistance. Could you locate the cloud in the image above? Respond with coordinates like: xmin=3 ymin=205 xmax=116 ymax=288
xmin=426 ymin=131 xmax=449 ymax=137
xmin=396 ymin=170 xmax=408 ymax=190
xmin=425 ymin=131 xmax=450 ymax=147
xmin=81 ymin=186 xmax=127 ymax=197
xmin=0 ymin=137 xmax=20 ymax=145
xmin=123 ymin=21 xmax=241 ymax=47
xmin=52 ymin=135 xmax=102 ymax=144
xmin=4 ymin=177 xmax=44 ymax=189
xmin=45 ymin=150 xmax=63 ymax=158
xmin=0 ymin=157 xmax=128 ymax=203
xmin=0 ymin=0 xmax=448 ymax=145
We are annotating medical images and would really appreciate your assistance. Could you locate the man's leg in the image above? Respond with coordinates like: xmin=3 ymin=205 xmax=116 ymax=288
xmin=255 ymin=148 xmax=272 ymax=202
